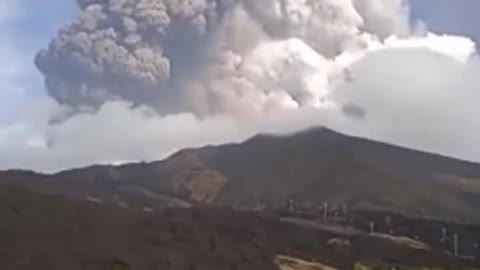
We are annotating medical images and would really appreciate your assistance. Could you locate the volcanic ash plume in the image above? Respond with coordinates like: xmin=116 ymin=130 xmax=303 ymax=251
xmin=5 ymin=0 xmax=480 ymax=172
xmin=34 ymin=0 xmax=410 ymax=117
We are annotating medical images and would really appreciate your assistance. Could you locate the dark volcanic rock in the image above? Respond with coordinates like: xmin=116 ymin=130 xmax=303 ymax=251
xmin=0 ymin=186 xmax=477 ymax=270
xmin=2 ymin=127 xmax=480 ymax=223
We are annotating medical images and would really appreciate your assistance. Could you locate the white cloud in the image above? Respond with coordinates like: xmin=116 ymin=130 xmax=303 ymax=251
xmin=2 ymin=34 xmax=480 ymax=173
xmin=331 ymin=37 xmax=480 ymax=160
xmin=0 ymin=99 xmax=248 ymax=172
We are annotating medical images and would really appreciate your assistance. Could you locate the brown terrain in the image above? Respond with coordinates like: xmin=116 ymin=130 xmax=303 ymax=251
xmin=1 ymin=127 xmax=480 ymax=269
xmin=0 ymin=185 xmax=478 ymax=270
xmin=2 ymin=127 xmax=480 ymax=222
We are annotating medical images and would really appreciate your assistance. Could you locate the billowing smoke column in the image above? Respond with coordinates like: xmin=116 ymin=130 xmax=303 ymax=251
xmin=35 ymin=0 xmax=410 ymax=117
xmin=35 ymin=0 xmax=219 ymax=112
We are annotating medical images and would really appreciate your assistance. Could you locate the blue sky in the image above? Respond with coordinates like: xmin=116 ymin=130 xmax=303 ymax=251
xmin=410 ymin=0 xmax=480 ymax=41
xmin=0 ymin=0 xmax=76 ymax=114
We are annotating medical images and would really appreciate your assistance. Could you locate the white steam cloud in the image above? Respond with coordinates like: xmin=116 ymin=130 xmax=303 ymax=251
xmin=1 ymin=0 xmax=480 ymax=172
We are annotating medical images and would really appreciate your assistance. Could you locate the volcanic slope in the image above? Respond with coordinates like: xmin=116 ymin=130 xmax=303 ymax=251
xmin=2 ymin=127 xmax=480 ymax=222
xmin=0 ymin=186 xmax=476 ymax=270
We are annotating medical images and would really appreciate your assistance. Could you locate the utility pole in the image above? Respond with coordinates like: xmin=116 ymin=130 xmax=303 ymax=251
xmin=253 ymin=201 xmax=259 ymax=212
xmin=385 ymin=215 xmax=392 ymax=234
xmin=287 ymin=198 xmax=294 ymax=212
xmin=323 ymin=202 xmax=328 ymax=219
xmin=453 ymin=234 xmax=459 ymax=256
xmin=369 ymin=221 xmax=375 ymax=234
xmin=441 ymin=227 xmax=447 ymax=241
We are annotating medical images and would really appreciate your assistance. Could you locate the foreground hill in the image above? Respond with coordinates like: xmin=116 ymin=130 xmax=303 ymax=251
xmin=0 ymin=186 xmax=477 ymax=270
xmin=2 ymin=127 xmax=480 ymax=222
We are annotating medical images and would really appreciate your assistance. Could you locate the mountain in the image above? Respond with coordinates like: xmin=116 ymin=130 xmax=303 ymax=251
xmin=0 ymin=185 xmax=477 ymax=270
xmin=2 ymin=127 xmax=480 ymax=223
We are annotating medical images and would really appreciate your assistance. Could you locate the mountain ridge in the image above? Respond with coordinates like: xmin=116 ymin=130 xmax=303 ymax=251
xmin=1 ymin=126 xmax=480 ymax=223
xmin=6 ymin=126 xmax=480 ymax=176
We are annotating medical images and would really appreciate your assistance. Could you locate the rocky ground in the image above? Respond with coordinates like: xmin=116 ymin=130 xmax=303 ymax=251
xmin=0 ymin=186 xmax=478 ymax=270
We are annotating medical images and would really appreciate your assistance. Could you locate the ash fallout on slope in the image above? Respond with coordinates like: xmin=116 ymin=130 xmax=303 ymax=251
xmin=34 ymin=0 xmax=410 ymax=118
